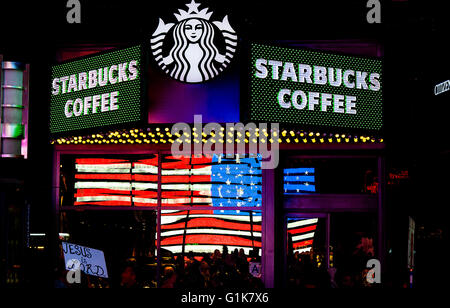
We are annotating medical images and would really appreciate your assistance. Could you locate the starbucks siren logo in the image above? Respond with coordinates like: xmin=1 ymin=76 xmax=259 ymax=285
xmin=150 ymin=0 xmax=237 ymax=83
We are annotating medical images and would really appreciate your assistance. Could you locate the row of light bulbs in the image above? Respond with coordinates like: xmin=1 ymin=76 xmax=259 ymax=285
xmin=51 ymin=127 xmax=383 ymax=145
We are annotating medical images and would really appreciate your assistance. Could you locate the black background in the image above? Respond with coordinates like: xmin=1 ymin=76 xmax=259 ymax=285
xmin=1 ymin=0 xmax=449 ymax=290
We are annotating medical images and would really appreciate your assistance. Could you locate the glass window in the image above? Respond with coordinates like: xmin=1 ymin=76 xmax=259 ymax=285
xmin=284 ymin=168 xmax=316 ymax=195
xmin=60 ymin=154 xmax=158 ymax=207
xmin=159 ymin=209 xmax=262 ymax=288
xmin=57 ymin=153 xmax=264 ymax=288
xmin=160 ymin=154 xmax=262 ymax=208
xmin=285 ymin=215 xmax=329 ymax=288
xmin=283 ymin=158 xmax=378 ymax=194
xmin=330 ymin=212 xmax=377 ymax=288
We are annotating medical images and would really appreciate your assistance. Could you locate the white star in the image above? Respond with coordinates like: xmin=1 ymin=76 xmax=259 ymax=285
xmin=237 ymin=187 xmax=244 ymax=197
xmin=305 ymin=171 xmax=309 ymax=175
xmin=186 ymin=0 xmax=200 ymax=13
xmin=226 ymin=178 xmax=231 ymax=185
xmin=305 ymin=182 xmax=309 ymax=186
xmin=225 ymin=166 xmax=231 ymax=174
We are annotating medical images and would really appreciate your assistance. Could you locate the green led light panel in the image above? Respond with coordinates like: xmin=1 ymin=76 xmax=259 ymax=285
xmin=50 ymin=45 xmax=142 ymax=134
xmin=249 ymin=43 xmax=383 ymax=130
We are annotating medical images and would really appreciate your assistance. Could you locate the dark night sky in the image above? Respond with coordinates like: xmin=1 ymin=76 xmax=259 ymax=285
xmin=1 ymin=0 xmax=449 ymax=226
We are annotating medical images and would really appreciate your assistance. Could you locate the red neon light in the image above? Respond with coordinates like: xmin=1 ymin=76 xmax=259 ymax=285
xmin=133 ymin=174 xmax=158 ymax=182
xmin=136 ymin=158 xmax=158 ymax=166
xmin=75 ymin=174 xmax=132 ymax=180
xmin=292 ymin=240 xmax=314 ymax=249
xmin=75 ymin=158 xmax=128 ymax=165
xmin=132 ymin=191 xmax=158 ymax=197
xmin=134 ymin=201 xmax=158 ymax=206
xmin=74 ymin=201 xmax=132 ymax=206
xmin=161 ymin=191 xmax=210 ymax=197
xmin=288 ymin=225 xmax=317 ymax=235
xmin=75 ymin=188 xmax=132 ymax=196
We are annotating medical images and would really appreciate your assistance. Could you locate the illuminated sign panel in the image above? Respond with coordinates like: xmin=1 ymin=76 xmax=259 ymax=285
xmin=151 ymin=0 xmax=237 ymax=83
xmin=50 ymin=45 xmax=142 ymax=134
xmin=434 ymin=80 xmax=450 ymax=95
xmin=249 ymin=43 xmax=383 ymax=130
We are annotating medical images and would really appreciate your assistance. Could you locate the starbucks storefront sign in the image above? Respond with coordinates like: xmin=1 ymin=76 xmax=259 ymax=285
xmin=249 ymin=43 xmax=383 ymax=131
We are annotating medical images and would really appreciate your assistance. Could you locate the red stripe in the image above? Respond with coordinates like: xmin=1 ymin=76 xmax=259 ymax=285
xmin=288 ymin=225 xmax=317 ymax=235
xmin=75 ymin=174 xmax=132 ymax=180
xmin=133 ymin=174 xmax=158 ymax=182
xmin=161 ymin=234 xmax=261 ymax=247
xmin=190 ymin=157 xmax=213 ymax=164
xmin=74 ymin=201 xmax=132 ymax=206
xmin=162 ymin=161 xmax=191 ymax=169
xmin=75 ymin=188 xmax=132 ymax=196
xmin=75 ymin=158 xmax=128 ymax=165
xmin=161 ymin=191 xmax=208 ymax=197
xmin=134 ymin=202 xmax=158 ymax=206
xmin=132 ymin=191 xmax=158 ymax=197
xmin=136 ymin=158 xmax=158 ymax=166
xmin=160 ymin=201 xmax=213 ymax=206
xmin=161 ymin=217 xmax=262 ymax=232
xmin=292 ymin=240 xmax=313 ymax=249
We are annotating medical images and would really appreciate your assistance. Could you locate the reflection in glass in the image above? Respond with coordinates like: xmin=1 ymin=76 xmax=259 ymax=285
xmin=287 ymin=217 xmax=318 ymax=254
xmin=160 ymin=154 xmax=262 ymax=208
xmin=160 ymin=210 xmax=262 ymax=256
xmin=284 ymin=168 xmax=316 ymax=195
xmin=286 ymin=216 xmax=329 ymax=288
xmin=60 ymin=155 xmax=159 ymax=207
